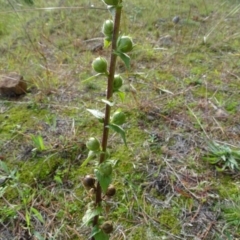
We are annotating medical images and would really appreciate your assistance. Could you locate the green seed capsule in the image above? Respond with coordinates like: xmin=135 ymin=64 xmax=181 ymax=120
xmin=86 ymin=137 xmax=100 ymax=151
xmin=117 ymin=36 xmax=133 ymax=53
xmin=113 ymin=75 xmax=123 ymax=91
xmin=102 ymin=20 xmax=114 ymax=37
xmin=92 ymin=57 xmax=108 ymax=74
xmin=99 ymin=162 xmax=112 ymax=176
xmin=111 ymin=111 xmax=126 ymax=125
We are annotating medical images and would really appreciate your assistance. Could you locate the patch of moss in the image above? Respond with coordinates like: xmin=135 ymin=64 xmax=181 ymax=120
xmin=225 ymin=101 xmax=239 ymax=114
xmin=0 ymin=105 xmax=48 ymax=135
xmin=19 ymin=155 xmax=64 ymax=184
xmin=128 ymin=225 xmax=164 ymax=240
xmin=158 ymin=209 xmax=181 ymax=235
xmin=217 ymin=177 xmax=240 ymax=199
xmin=156 ymin=71 xmax=176 ymax=83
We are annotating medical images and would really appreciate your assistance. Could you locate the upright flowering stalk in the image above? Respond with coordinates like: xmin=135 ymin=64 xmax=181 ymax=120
xmin=81 ymin=1 xmax=134 ymax=239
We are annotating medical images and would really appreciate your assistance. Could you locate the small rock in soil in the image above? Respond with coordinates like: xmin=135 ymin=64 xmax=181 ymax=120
xmin=0 ymin=73 xmax=27 ymax=96
xmin=158 ymin=35 xmax=173 ymax=47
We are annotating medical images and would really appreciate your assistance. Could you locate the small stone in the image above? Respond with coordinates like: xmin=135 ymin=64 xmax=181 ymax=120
xmin=172 ymin=16 xmax=180 ymax=24
xmin=158 ymin=35 xmax=173 ymax=47
xmin=0 ymin=73 xmax=27 ymax=96
xmin=215 ymin=108 xmax=228 ymax=120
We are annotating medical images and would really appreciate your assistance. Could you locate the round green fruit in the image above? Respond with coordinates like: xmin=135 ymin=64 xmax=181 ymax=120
xmin=86 ymin=137 xmax=100 ymax=151
xmin=113 ymin=75 xmax=123 ymax=91
xmin=111 ymin=111 xmax=126 ymax=125
xmin=102 ymin=0 xmax=119 ymax=6
xmin=92 ymin=57 xmax=108 ymax=74
xmin=117 ymin=36 xmax=133 ymax=53
xmin=102 ymin=20 xmax=114 ymax=36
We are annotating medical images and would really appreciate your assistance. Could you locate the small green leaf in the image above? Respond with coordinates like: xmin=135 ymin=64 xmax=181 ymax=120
xmin=107 ymin=123 xmax=127 ymax=146
xmin=54 ymin=175 xmax=63 ymax=185
xmin=31 ymin=135 xmax=46 ymax=151
xmin=104 ymin=38 xmax=112 ymax=48
xmin=95 ymin=169 xmax=112 ymax=193
xmin=116 ymin=91 xmax=126 ymax=101
xmin=82 ymin=73 xmax=104 ymax=83
xmin=92 ymin=228 xmax=109 ymax=240
xmin=101 ymin=99 xmax=114 ymax=106
xmin=114 ymin=51 xmax=130 ymax=69
xmin=216 ymin=166 xmax=226 ymax=172
xmin=0 ymin=186 xmax=8 ymax=197
xmin=82 ymin=207 xmax=102 ymax=225
xmin=33 ymin=232 xmax=45 ymax=240
xmin=31 ymin=207 xmax=44 ymax=223
xmin=87 ymin=109 xmax=105 ymax=121
xmin=25 ymin=211 xmax=31 ymax=228
xmin=89 ymin=225 xmax=101 ymax=238
xmin=23 ymin=0 xmax=34 ymax=5
xmin=81 ymin=150 xmax=97 ymax=167
xmin=0 ymin=161 xmax=9 ymax=174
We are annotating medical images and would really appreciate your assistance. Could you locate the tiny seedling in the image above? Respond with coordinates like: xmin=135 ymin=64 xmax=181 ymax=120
xmin=31 ymin=135 xmax=46 ymax=152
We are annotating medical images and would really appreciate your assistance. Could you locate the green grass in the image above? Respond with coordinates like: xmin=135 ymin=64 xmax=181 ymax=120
xmin=1 ymin=0 xmax=240 ymax=239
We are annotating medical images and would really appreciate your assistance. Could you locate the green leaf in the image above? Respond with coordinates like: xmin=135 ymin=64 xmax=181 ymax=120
xmin=91 ymin=225 xmax=110 ymax=240
xmin=89 ymin=225 xmax=101 ymax=238
xmin=95 ymin=169 xmax=112 ymax=193
xmin=87 ymin=109 xmax=105 ymax=121
xmin=82 ymin=207 xmax=102 ymax=226
xmin=54 ymin=175 xmax=63 ymax=185
xmin=116 ymin=91 xmax=126 ymax=101
xmin=33 ymin=231 xmax=45 ymax=240
xmin=101 ymin=99 xmax=114 ymax=106
xmin=82 ymin=73 xmax=104 ymax=83
xmin=81 ymin=150 xmax=97 ymax=167
xmin=0 ymin=161 xmax=9 ymax=174
xmin=94 ymin=229 xmax=110 ymax=240
xmin=216 ymin=166 xmax=226 ymax=172
xmin=23 ymin=0 xmax=34 ymax=5
xmin=107 ymin=123 xmax=127 ymax=146
xmin=31 ymin=207 xmax=44 ymax=223
xmin=25 ymin=211 xmax=31 ymax=228
xmin=104 ymin=38 xmax=112 ymax=48
xmin=0 ymin=186 xmax=8 ymax=197
xmin=114 ymin=51 xmax=130 ymax=69
xmin=31 ymin=135 xmax=46 ymax=151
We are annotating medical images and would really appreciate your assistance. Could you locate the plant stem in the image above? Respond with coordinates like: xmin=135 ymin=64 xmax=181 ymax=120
xmin=91 ymin=3 xmax=122 ymax=236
